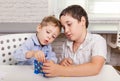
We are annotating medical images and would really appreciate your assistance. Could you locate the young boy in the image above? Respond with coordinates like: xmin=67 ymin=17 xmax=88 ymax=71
xmin=42 ymin=5 xmax=107 ymax=77
xmin=14 ymin=16 xmax=62 ymax=65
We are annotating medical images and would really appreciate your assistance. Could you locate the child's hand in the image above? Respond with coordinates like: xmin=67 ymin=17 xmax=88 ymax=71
xmin=60 ymin=58 xmax=73 ymax=66
xmin=34 ymin=51 xmax=46 ymax=62
xmin=42 ymin=60 xmax=61 ymax=77
xmin=45 ymin=60 xmax=55 ymax=64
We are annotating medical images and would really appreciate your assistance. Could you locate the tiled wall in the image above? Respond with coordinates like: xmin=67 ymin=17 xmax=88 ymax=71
xmin=51 ymin=33 xmax=66 ymax=62
xmin=110 ymin=48 xmax=120 ymax=66
xmin=109 ymin=34 xmax=120 ymax=66
xmin=52 ymin=33 xmax=120 ymax=66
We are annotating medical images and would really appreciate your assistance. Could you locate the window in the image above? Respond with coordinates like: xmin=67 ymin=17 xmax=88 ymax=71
xmin=54 ymin=0 xmax=87 ymax=18
xmin=54 ymin=0 xmax=120 ymax=33
xmin=88 ymin=0 xmax=120 ymax=19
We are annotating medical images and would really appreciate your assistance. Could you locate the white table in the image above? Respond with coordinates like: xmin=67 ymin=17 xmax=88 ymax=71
xmin=0 ymin=65 xmax=120 ymax=81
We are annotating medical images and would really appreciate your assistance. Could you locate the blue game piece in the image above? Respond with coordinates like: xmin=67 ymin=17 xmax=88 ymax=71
xmin=34 ymin=60 xmax=40 ymax=74
xmin=34 ymin=50 xmax=49 ymax=77
xmin=34 ymin=60 xmax=44 ymax=75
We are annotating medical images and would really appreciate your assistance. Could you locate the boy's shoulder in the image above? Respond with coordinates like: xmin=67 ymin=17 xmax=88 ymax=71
xmin=90 ymin=33 xmax=104 ymax=38
xmin=89 ymin=33 xmax=106 ymax=42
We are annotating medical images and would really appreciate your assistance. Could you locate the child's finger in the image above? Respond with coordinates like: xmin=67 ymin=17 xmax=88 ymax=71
xmin=38 ymin=53 xmax=44 ymax=62
xmin=67 ymin=59 xmax=73 ymax=64
xmin=62 ymin=61 xmax=70 ymax=66
xmin=43 ymin=57 xmax=46 ymax=62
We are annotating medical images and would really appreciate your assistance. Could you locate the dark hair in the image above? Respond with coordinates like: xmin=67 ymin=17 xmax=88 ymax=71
xmin=40 ymin=16 xmax=62 ymax=32
xmin=59 ymin=5 xmax=89 ymax=28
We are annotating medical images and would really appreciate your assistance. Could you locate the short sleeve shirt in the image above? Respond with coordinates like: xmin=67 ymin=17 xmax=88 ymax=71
xmin=61 ymin=33 xmax=107 ymax=64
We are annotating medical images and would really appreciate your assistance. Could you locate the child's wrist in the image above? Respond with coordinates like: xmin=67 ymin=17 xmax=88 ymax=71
xmin=31 ymin=51 xmax=35 ymax=57
xmin=26 ymin=51 xmax=34 ymax=59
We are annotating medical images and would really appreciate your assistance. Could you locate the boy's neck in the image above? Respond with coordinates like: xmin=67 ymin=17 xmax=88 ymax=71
xmin=36 ymin=33 xmax=45 ymax=47
xmin=74 ymin=29 xmax=87 ymax=45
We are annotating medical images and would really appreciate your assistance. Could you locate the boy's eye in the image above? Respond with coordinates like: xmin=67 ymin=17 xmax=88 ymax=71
xmin=46 ymin=30 xmax=50 ymax=34
xmin=52 ymin=35 xmax=56 ymax=39
xmin=67 ymin=23 xmax=71 ymax=26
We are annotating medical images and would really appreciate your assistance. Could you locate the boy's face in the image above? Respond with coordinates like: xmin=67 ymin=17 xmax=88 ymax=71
xmin=36 ymin=24 xmax=60 ymax=45
xmin=60 ymin=15 xmax=86 ymax=41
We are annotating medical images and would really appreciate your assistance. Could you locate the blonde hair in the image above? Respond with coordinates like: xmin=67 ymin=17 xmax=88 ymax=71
xmin=40 ymin=16 xmax=62 ymax=32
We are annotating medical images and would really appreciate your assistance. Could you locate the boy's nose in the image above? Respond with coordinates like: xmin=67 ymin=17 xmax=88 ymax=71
xmin=65 ymin=28 xmax=69 ymax=34
xmin=48 ymin=35 xmax=52 ymax=39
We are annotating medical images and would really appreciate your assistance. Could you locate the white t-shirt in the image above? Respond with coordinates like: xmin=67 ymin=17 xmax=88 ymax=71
xmin=61 ymin=33 xmax=107 ymax=64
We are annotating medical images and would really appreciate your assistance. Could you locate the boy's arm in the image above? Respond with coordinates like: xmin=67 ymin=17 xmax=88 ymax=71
xmin=62 ymin=56 xmax=105 ymax=76
xmin=42 ymin=56 xmax=105 ymax=77
xmin=13 ymin=38 xmax=34 ymax=61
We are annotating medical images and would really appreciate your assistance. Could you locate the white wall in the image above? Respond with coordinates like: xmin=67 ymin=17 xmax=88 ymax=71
xmin=0 ymin=0 xmax=53 ymax=33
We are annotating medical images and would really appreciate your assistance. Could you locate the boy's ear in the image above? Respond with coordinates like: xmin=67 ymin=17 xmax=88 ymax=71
xmin=36 ymin=24 xmax=42 ymax=32
xmin=81 ymin=16 xmax=85 ymax=23
xmin=81 ymin=16 xmax=86 ymax=26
